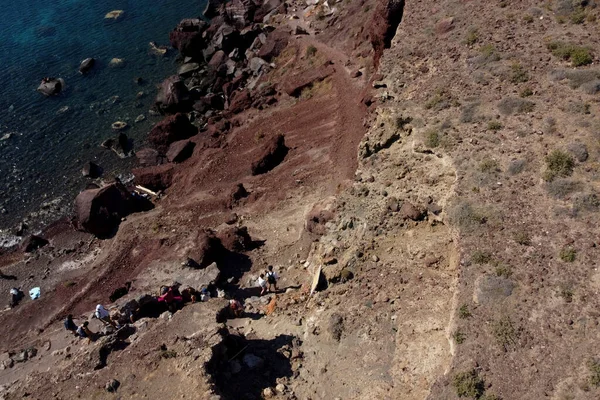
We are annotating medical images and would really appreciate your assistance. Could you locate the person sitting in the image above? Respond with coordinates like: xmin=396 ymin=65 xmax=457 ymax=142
xmin=229 ymin=299 xmax=243 ymax=318
xmin=64 ymin=314 xmax=78 ymax=336
xmin=158 ymin=286 xmax=183 ymax=312
xmin=257 ymin=274 xmax=268 ymax=296
xmin=265 ymin=265 xmax=279 ymax=293
xmin=95 ymin=304 xmax=116 ymax=328
xmin=76 ymin=321 xmax=95 ymax=343
xmin=181 ymin=287 xmax=199 ymax=303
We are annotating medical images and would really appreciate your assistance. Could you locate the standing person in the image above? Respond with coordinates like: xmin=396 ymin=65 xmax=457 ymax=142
xmin=64 ymin=314 xmax=78 ymax=336
xmin=265 ymin=265 xmax=278 ymax=293
xmin=257 ymin=274 xmax=268 ymax=296
xmin=95 ymin=304 xmax=116 ymax=328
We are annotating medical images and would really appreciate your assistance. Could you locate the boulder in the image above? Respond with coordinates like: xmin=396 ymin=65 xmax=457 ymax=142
xmin=175 ymin=261 xmax=220 ymax=290
xmin=257 ymin=29 xmax=290 ymax=61
xmin=136 ymin=148 xmax=163 ymax=167
xmin=133 ymin=164 xmax=175 ymax=192
xmin=154 ymin=76 xmax=192 ymax=114
xmin=74 ymin=182 xmax=133 ymax=237
xmin=203 ymin=0 xmax=226 ymax=18
xmin=79 ymin=58 xmax=95 ymax=74
xmin=368 ymin=0 xmax=405 ymax=66
xmin=435 ymin=17 xmax=455 ymax=35
xmin=208 ymin=50 xmax=227 ymax=71
xmin=227 ymin=183 xmax=249 ymax=208
xmin=21 ymin=235 xmax=49 ymax=253
xmin=166 ymin=140 xmax=196 ymax=163
xmin=228 ymin=90 xmax=252 ymax=113
xmin=224 ymin=0 xmax=257 ymax=28
xmin=105 ymin=379 xmax=120 ymax=393
xmin=37 ymin=78 xmax=64 ymax=96
xmin=251 ymin=134 xmax=288 ymax=175
xmin=255 ymin=0 xmax=283 ymax=22
xmin=399 ymin=201 xmax=425 ymax=221
xmin=216 ymin=225 xmax=253 ymax=252
xmin=82 ymin=161 xmax=103 ymax=178
xmin=148 ymin=113 xmax=198 ymax=153
xmin=283 ymin=65 xmax=335 ymax=97
xmin=187 ymin=231 xmax=225 ymax=268
xmin=178 ymin=62 xmax=200 ymax=76
xmin=169 ymin=19 xmax=208 ymax=59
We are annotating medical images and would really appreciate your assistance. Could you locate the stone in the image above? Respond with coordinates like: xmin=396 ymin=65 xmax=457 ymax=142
xmin=473 ymin=275 xmax=515 ymax=305
xmin=257 ymin=29 xmax=290 ymax=61
xmin=251 ymin=134 xmax=288 ymax=175
xmin=136 ymin=148 xmax=162 ymax=167
xmin=225 ymin=0 xmax=257 ymax=28
xmin=154 ymin=76 xmax=191 ymax=114
xmin=135 ymin=114 xmax=146 ymax=123
xmin=169 ymin=18 xmax=207 ymax=59
xmin=275 ymin=383 xmax=286 ymax=393
xmin=217 ymin=225 xmax=253 ymax=252
xmin=37 ymin=78 xmax=64 ymax=96
xmin=327 ymin=313 xmax=343 ymax=341
xmin=178 ymin=62 xmax=200 ymax=76
xmin=263 ymin=388 xmax=274 ymax=398
xmin=105 ymin=10 xmax=125 ymax=20
xmin=228 ymin=90 xmax=252 ymax=114
xmin=79 ymin=58 xmax=95 ymax=74
xmin=186 ymin=232 xmax=225 ymax=268
xmin=567 ymin=142 xmax=588 ymax=162
xmin=148 ymin=113 xmax=198 ymax=153
xmin=242 ymin=353 xmax=264 ymax=369
xmin=283 ymin=65 xmax=335 ymax=97
xmin=105 ymin=379 xmax=120 ymax=393
xmin=2 ymin=359 xmax=13 ymax=369
xmin=435 ymin=17 xmax=455 ymax=35
xmin=133 ymin=164 xmax=175 ymax=192
xmin=108 ymin=58 xmax=125 ymax=68
xmin=149 ymin=42 xmax=168 ymax=56
xmin=399 ymin=201 xmax=425 ymax=221
xmin=228 ymin=183 xmax=249 ymax=208
xmin=21 ymin=235 xmax=49 ymax=253
xmin=166 ymin=140 xmax=196 ymax=163
xmin=82 ymin=161 xmax=103 ymax=178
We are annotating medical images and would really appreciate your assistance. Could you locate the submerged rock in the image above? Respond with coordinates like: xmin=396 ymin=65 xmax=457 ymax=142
xmin=105 ymin=10 xmax=125 ymax=20
xmin=37 ymin=78 xmax=64 ymax=97
xmin=79 ymin=58 xmax=95 ymax=74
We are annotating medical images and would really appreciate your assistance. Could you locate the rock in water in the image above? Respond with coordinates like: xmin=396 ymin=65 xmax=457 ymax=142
xmin=82 ymin=161 xmax=103 ymax=178
xmin=105 ymin=10 xmax=125 ymax=20
xmin=154 ymin=76 xmax=191 ymax=114
xmin=79 ymin=58 xmax=95 ymax=74
xmin=109 ymin=58 xmax=125 ymax=68
xmin=37 ymin=78 xmax=64 ymax=96
xmin=251 ymin=134 xmax=288 ymax=175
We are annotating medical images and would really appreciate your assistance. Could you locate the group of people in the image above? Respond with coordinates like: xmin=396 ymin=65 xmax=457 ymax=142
xmin=63 ymin=264 xmax=281 ymax=340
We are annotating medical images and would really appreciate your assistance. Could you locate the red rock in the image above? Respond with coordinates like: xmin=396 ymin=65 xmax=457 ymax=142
xmin=133 ymin=164 xmax=175 ymax=192
xmin=148 ymin=113 xmax=198 ymax=153
xmin=251 ymin=134 xmax=288 ymax=175
xmin=399 ymin=201 xmax=425 ymax=221
xmin=368 ymin=0 xmax=405 ymax=66
xmin=154 ymin=75 xmax=191 ymax=114
xmin=74 ymin=182 xmax=132 ymax=237
xmin=227 ymin=183 xmax=249 ymax=208
xmin=283 ymin=65 xmax=335 ymax=97
xmin=166 ymin=140 xmax=195 ymax=163
xmin=228 ymin=90 xmax=253 ymax=113
xmin=169 ymin=19 xmax=207 ymax=59
xmin=217 ymin=225 xmax=253 ymax=252
xmin=136 ymin=148 xmax=163 ymax=167
xmin=435 ymin=17 xmax=455 ymax=35
xmin=21 ymin=235 xmax=49 ymax=253
xmin=257 ymin=29 xmax=290 ymax=61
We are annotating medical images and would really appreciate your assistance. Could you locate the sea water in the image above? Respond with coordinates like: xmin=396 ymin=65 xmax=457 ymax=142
xmin=0 ymin=0 xmax=205 ymax=236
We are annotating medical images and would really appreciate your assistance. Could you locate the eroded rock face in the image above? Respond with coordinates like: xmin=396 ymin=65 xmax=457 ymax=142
xmin=149 ymin=113 xmax=198 ymax=153
xmin=251 ymin=134 xmax=288 ymax=175
xmin=154 ymin=76 xmax=192 ymax=114
xmin=368 ymin=0 xmax=405 ymax=66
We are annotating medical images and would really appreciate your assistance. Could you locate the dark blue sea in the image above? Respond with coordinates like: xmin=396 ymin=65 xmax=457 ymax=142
xmin=0 ymin=0 xmax=205 ymax=242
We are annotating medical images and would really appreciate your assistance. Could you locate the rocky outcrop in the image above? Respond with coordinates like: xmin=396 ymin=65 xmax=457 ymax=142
xmin=224 ymin=0 xmax=257 ymax=28
xmin=251 ymin=134 xmax=288 ymax=175
xmin=227 ymin=183 xmax=249 ymax=208
xmin=217 ymin=225 xmax=253 ymax=252
xmin=21 ymin=235 xmax=49 ymax=253
xmin=283 ymin=65 xmax=335 ymax=97
xmin=37 ymin=78 xmax=64 ymax=96
xmin=166 ymin=140 xmax=195 ymax=163
xmin=154 ymin=76 xmax=192 ymax=114
xmin=368 ymin=0 xmax=405 ymax=66
xmin=228 ymin=89 xmax=252 ymax=113
xmin=257 ymin=29 xmax=289 ymax=61
xmin=74 ymin=182 xmax=133 ymax=237
xmin=148 ymin=113 xmax=198 ymax=153
xmin=187 ymin=231 xmax=226 ymax=268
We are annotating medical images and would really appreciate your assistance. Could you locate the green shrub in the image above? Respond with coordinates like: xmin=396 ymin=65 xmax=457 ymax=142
xmin=559 ymin=285 xmax=574 ymax=302
xmin=495 ymin=264 xmax=513 ymax=278
xmin=459 ymin=304 xmax=472 ymax=319
xmin=479 ymin=159 xmax=500 ymax=173
xmin=570 ymin=9 xmax=586 ymax=24
xmin=306 ymin=45 xmax=318 ymax=58
xmin=510 ymin=62 xmax=529 ymax=83
xmin=449 ymin=202 xmax=489 ymax=230
xmin=492 ymin=317 xmax=519 ymax=349
xmin=498 ymin=98 xmax=535 ymax=115
xmin=544 ymin=150 xmax=574 ymax=182
xmin=452 ymin=369 xmax=485 ymax=398
xmin=513 ymin=231 xmax=531 ymax=246
xmin=559 ymin=247 xmax=576 ymax=262
xmin=161 ymin=350 xmax=177 ymax=359
xmin=589 ymin=359 xmax=600 ymax=387
xmin=520 ymin=87 xmax=533 ymax=97
xmin=471 ymin=250 xmax=492 ymax=264
xmin=453 ymin=330 xmax=466 ymax=344
xmin=548 ymin=41 xmax=593 ymax=67
xmin=487 ymin=121 xmax=503 ymax=131
xmin=465 ymin=28 xmax=479 ymax=46
xmin=425 ymin=130 xmax=440 ymax=148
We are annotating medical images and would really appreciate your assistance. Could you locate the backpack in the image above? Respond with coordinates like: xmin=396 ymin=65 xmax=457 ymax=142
xmin=267 ymin=271 xmax=276 ymax=284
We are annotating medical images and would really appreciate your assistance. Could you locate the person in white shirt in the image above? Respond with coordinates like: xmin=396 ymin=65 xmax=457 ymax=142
xmin=95 ymin=304 xmax=116 ymax=328
xmin=257 ymin=274 xmax=268 ymax=295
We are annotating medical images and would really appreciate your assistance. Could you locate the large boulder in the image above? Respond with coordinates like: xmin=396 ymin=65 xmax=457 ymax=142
xmin=169 ymin=19 xmax=208 ymax=60
xmin=187 ymin=231 xmax=226 ymax=268
xmin=154 ymin=75 xmax=192 ymax=114
xmin=166 ymin=140 xmax=195 ymax=163
xmin=217 ymin=225 xmax=253 ymax=252
xmin=257 ymin=29 xmax=289 ymax=61
xmin=148 ymin=113 xmax=198 ymax=153
xmin=368 ymin=0 xmax=405 ymax=66
xmin=224 ymin=0 xmax=257 ymax=28
xmin=37 ymin=78 xmax=64 ymax=96
xmin=74 ymin=182 xmax=133 ymax=237
xmin=136 ymin=148 xmax=163 ymax=167
xmin=133 ymin=164 xmax=175 ymax=192
xmin=251 ymin=134 xmax=288 ymax=175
